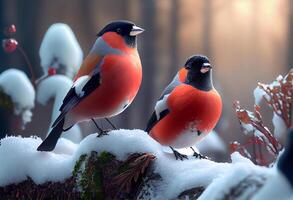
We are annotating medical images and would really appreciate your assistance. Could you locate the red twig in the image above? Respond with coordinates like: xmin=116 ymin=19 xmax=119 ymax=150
xmin=258 ymin=69 xmax=293 ymax=128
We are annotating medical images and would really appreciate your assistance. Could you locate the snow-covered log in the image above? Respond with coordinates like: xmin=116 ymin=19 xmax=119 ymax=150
xmin=0 ymin=129 xmax=280 ymax=199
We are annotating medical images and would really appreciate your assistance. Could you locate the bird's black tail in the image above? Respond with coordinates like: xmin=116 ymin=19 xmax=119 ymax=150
xmin=37 ymin=118 xmax=65 ymax=151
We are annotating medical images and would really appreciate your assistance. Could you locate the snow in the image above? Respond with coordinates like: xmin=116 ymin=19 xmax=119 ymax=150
xmin=253 ymin=86 xmax=266 ymax=105
xmin=153 ymin=155 xmax=231 ymax=199
xmin=0 ymin=69 xmax=35 ymax=126
xmin=231 ymin=151 xmax=254 ymax=164
xmin=0 ymin=130 xmax=158 ymax=186
xmin=0 ymin=136 xmax=76 ymax=186
xmin=272 ymin=113 xmax=287 ymax=141
xmin=0 ymin=129 xmax=279 ymax=199
xmin=37 ymin=75 xmax=82 ymax=143
xmin=39 ymin=23 xmax=83 ymax=78
xmin=241 ymin=122 xmax=254 ymax=134
xmin=74 ymin=129 xmax=161 ymax=161
xmin=199 ymin=163 xmax=271 ymax=200
xmin=252 ymin=170 xmax=293 ymax=200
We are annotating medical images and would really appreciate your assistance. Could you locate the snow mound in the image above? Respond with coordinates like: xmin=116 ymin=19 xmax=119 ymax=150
xmin=0 ymin=136 xmax=76 ymax=186
xmin=252 ymin=170 xmax=293 ymax=200
xmin=199 ymin=163 xmax=271 ymax=200
xmin=39 ymin=23 xmax=83 ymax=78
xmin=0 ymin=69 xmax=35 ymax=126
xmin=37 ymin=75 xmax=82 ymax=143
xmin=0 ymin=129 xmax=278 ymax=199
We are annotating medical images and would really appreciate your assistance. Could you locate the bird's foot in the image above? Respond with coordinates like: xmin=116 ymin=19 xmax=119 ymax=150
xmin=96 ymin=129 xmax=111 ymax=138
xmin=174 ymin=150 xmax=188 ymax=161
xmin=190 ymin=147 xmax=209 ymax=160
xmin=192 ymin=151 xmax=209 ymax=160
xmin=169 ymin=147 xmax=188 ymax=161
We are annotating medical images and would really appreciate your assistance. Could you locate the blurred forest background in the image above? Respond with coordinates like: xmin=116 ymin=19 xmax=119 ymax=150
xmin=0 ymin=0 xmax=290 ymax=147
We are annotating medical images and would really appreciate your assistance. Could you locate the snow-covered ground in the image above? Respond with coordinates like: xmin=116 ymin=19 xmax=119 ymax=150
xmin=0 ymin=129 xmax=285 ymax=199
xmin=0 ymin=69 xmax=35 ymax=127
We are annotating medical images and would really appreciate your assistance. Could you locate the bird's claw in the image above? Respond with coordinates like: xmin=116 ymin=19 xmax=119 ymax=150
xmin=173 ymin=150 xmax=188 ymax=161
xmin=96 ymin=129 xmax=111 ymax=138
xmin=193 ymin=152 xmax=209 ymax=160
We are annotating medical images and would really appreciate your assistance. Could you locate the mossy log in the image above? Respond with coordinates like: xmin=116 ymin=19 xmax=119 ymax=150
xmin=0 ymin=151 xmax=267 ymax=200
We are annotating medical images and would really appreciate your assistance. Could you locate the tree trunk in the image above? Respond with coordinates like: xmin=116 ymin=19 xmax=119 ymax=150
xmin=203 ymin=0 xmax=212 ymax=57
xmin=287 ymin=0 xmax=293 ymax=70
xmin=136 ymin=0 xmax=157 ymax=128
xmin=169 ymin=0 xmax=179 ymax=78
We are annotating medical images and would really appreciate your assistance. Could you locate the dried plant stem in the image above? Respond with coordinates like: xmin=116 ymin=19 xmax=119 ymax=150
xmin=17 ymin=46 xmax=36 ymax=87
xmin=250 ymin=120 xmax=279 ymax=156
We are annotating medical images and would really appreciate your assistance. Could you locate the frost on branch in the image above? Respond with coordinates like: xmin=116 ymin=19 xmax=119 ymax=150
xmin=234 ymin=102 xmax=281 ymax=159
xmin=257 ymin=69 xmax=292 ymax=128
xmin=233 ymin=69 xmax=292 ymax=165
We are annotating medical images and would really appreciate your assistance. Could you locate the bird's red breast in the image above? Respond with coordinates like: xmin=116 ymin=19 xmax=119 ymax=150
xmin=150 ymin=84 xmax=222 ymax=146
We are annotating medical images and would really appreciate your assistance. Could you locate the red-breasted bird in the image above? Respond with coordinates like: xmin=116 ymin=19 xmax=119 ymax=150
xmin=146 ymin=55 xmax=222 ymax=160
xmin=37 ymin=21 xmax=144 ymax=151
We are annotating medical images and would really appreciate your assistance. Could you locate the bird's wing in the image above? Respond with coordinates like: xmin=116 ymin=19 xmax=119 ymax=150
xmin=52 ymin=61 xmax=102 ymax=128
xmin=146 ymin=73 xmax=183 ymax=132
xmin=158 ymin=68 xmax=186 ymax=100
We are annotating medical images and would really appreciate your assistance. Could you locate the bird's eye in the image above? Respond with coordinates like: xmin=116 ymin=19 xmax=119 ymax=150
xmin=116 ymin=28 xmax=121 ymax=33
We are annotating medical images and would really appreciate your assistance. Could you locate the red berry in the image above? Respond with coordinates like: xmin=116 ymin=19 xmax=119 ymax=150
xmin=229 ymin=141 xmax=240 ymax=152
xmin=48 ymin=67 xmax=56 ymax=76
xmin=2 ymin=39 xmax=18 ymax=53
xmin=4 ymin=24 xmax=16 ymax=36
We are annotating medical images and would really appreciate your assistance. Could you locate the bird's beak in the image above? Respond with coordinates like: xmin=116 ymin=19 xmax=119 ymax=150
xmin=200 ymin=63 xmax=212 ymax=73
xmin=130 ymin=25 xmax=144 ymax=36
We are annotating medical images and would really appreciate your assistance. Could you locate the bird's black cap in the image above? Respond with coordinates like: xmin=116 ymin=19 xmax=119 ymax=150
xmin=184 ymin=55 xmax=210 ymax=69
xmin=97 ymin=20 xmax=140 ymax=37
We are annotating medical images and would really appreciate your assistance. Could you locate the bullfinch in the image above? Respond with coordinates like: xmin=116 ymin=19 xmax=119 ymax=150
xmin=37 ymin=20 xmax=144 ymax=151
xmin=146 ymin=55 xmax=222 ymax=160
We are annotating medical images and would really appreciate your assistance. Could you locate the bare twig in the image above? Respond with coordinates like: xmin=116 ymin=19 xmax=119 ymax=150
xmin=17 ymin=46 xmax=36 ymax=88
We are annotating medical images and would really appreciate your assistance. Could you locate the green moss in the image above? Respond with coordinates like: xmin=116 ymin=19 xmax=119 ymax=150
xmin=73 ymin=151 xmax=116 ymax=200
xmin=72 ymin=154 xmax=87 ymax=177
xmin=99 ymin=151 xmax=114 ymax=164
